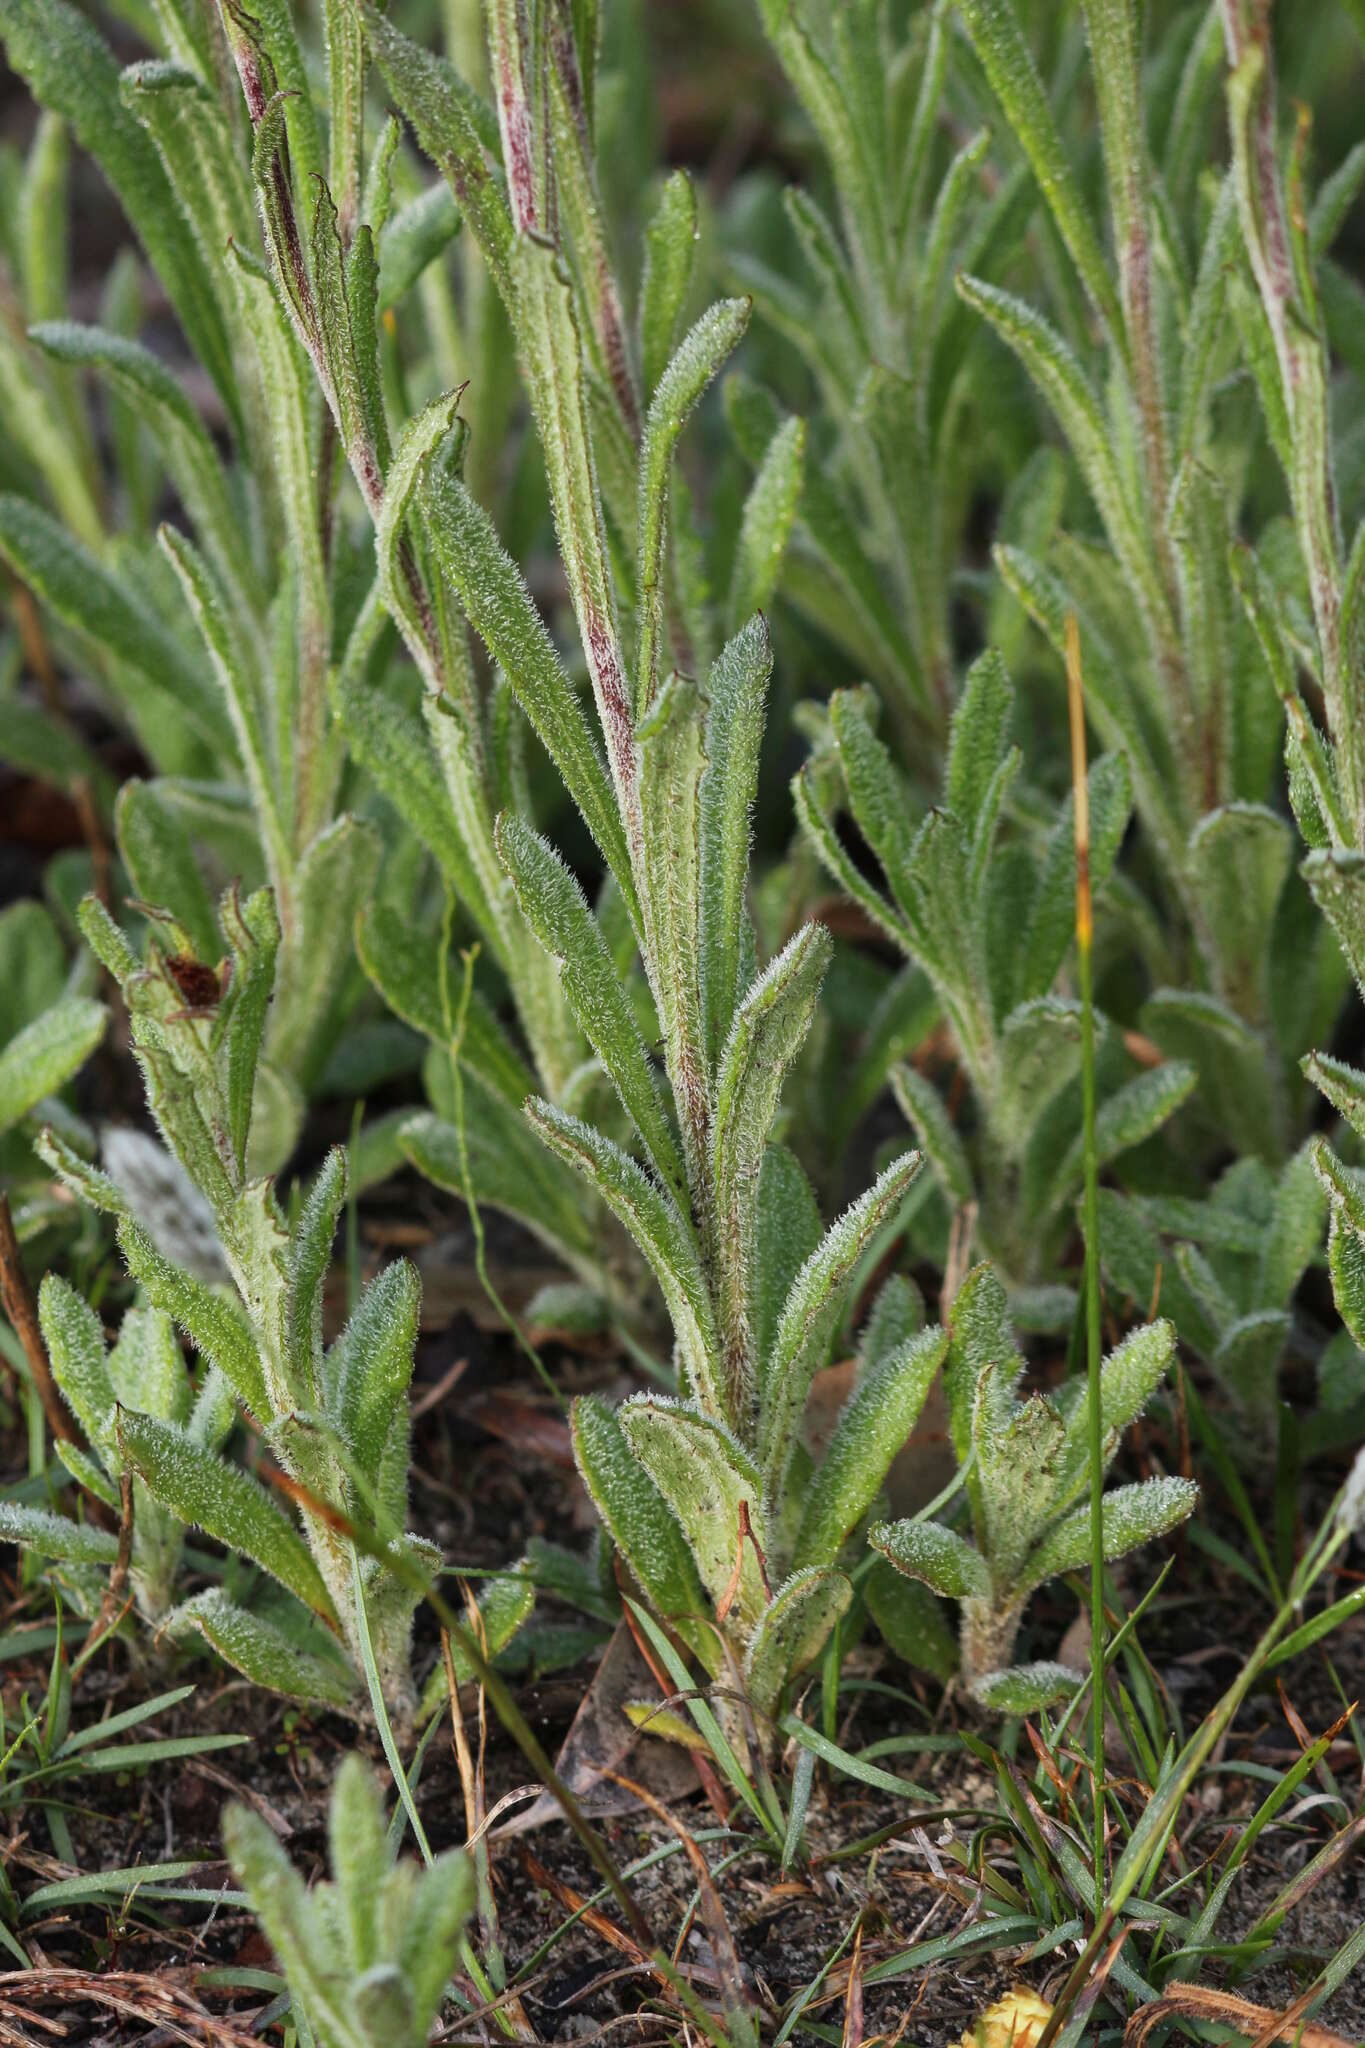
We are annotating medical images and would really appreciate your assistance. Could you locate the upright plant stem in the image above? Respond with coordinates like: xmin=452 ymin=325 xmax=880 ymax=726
xmin=1066 ymin=612 xmax=1105 ymax=1912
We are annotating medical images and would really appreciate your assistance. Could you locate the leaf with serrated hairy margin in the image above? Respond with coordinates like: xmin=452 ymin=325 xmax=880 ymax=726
xmin=959 ymin=276 xmax=1169 ymax=644
xmin=975 ymin=1391 xmax=1066 ymax=1583
xmin=760 ymin=1151 xmax=922 ymax=1501
xmin=118 ymin=1410 xmax=336 ymax=1621
xmin=1304 ymin=1050 xmax=1365 ymax=1144
xmin=158 ymin=527 xmax=288 ymax=890
xmin=970 ymin=1661 xmax=1083 ymax=1715
xmin=525 ymin=1102 xmax=722 ymax=1412
xmin=945 ymin=1262 xmax=1024 ymax=1488
xmin=945 ymin=649 xmax=1012 ymax=831
xmin=115 ymin=1215 xmax=268 ymax=1418
xmin=286 ymin=1149 xmax=345 ymax=1405
xmin=0 ymin=1503 xmax=120 ymax=1570
xmin=620 ymin=1396 xmax=769 ymax=1637
xmin=1303 ymin=848 xmax=1365 ymax=1005
xmin=1057 ymin=1320 xmax=1175 ymax=1497
xmin=1023 ymin=1476 xmax=1198 ymax=1590
xmin=795 ymin=1326 xmax=949 ymax=1571
xmin=361 ymin=3 xmax=507 ymax=279
xmin=744 ymin=1567 xmax=851 ymax=1718
xmin=869 ymin=1517 xmax=991 ymax=1600
xmin=829 ymin=688 xmax=917 ymax=930
xmin=793 ymin=753 xmax=908 ymax=952
xmin=172 ymin=1589 xmax=355 ymax=1703
xmin=328 ymin=1260 xmax=419 ymax=1483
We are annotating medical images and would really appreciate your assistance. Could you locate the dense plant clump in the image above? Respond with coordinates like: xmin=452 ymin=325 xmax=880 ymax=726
xmin=0 ymin=0 xmax=1363 ymax=2038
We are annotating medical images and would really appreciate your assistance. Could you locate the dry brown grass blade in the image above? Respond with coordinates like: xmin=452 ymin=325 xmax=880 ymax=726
xmin=715 ymin=1499 xmax=771 ymax=1624
xmin=520 ymin=1849 xmax=653 ymax=1969
xmin=0 ymin=1194 xmax=76 ymax=1451
xmin=618 ymin=1588 xmax=734 ymax=1825
xmin=1122 ymin=1986 xmax=1352 ymax=2048
xmin=0 ymin=1967 xmax=264 ymax=2047
xmin=841 ymin=1915 xmax=865 ymax=2048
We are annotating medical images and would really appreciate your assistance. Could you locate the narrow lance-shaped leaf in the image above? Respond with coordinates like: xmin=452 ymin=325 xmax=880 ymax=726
xmin=571 ymin=1394 xmax=710 ymax=1657
xmin=38 ymin=1274 xmax=115 ymax=1455
xmin=0 ymin=496 xmax=233 ymax=763
xmin=118 ymin=1411 xmax=337 ymax=1621
xmin=637 ymin=672 xmax=710 ymax=1205
xmin=219 ymin=886 xmax=281 ymax=1180
xmin=330 ymin=1259 xmax=420 ymax=1482
xmin=640 ymin=169 xmax=698 ymax=399
xmin=956 ymin=0 xmax=1123 ymax=339
xmin=794 ymin=1326 xmax=949 ymax=1571
xmin=158 ymin=526 xmax=290 ymax=894
xmin=760 ymin=1151 xmax=923 ymax=1501
xmin=510 ymin=236 xmax=641 ymax=856
xmin=526 ymin=1102 xmax=724 ymax=1416
xmin=957 ymin=276 xmax=1172 ymax=652
xmin=185 ymin=1589 xmax=358 ymax=1703
xmin=116 ymin=1213 xmax=269 ymax=1414
xmin=712 ymin=922 xmax=831 ymax=1411
xmin=420 ymin=457 xmax=637 ymax=917
xmin=361 ymin=0 xmax=511 ymax=297
xmin=496 ymin=813 xmax=684 ymax=1194
xmin=0 ymin=1504 xmax=121 ymax=1570
xmin=728 ymin=414 xmax=805 ymax=632
xmin=699 ymin=616 xmax=773 ymax=1067
xmin=29 ymin=321 xmax=263 ymax=623
xmin=635 ymin=295 xmax=750 ymax=716
xmin=0 ymin=997 xmax=106 ymax=1136
xmin=0 ymin=0 xmax=238 ymax=421
xmin=287 ymin=1149 xmax=347 ymax=1405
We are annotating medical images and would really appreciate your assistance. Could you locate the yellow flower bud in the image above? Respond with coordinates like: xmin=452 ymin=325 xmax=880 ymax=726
xmin=957 ymin=1988 xmax=1053 ymax=2048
